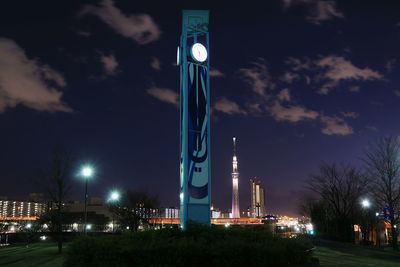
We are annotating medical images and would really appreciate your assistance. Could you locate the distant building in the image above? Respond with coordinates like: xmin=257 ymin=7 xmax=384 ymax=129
xmin=0 ymin=200 xmax=46 ymax=219
xmin=164 ymin=207 xmax=179 ymax=218
xmin=250 ymin=178 xmax=266 ymax=218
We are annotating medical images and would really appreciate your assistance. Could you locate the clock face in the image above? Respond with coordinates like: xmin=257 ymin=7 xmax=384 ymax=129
xmin=176 ymin=46 xmax=180 ymax=66
xmin=191 ymin=43 xmax=207 ymax=62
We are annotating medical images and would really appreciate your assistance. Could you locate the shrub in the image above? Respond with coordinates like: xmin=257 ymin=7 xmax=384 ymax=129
xmin=64 ymin=225 xmax=314 ymax=267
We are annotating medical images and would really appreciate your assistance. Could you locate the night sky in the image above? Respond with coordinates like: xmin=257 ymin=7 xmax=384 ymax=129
xmin=1 ymin=0 xmax=400 ymax=216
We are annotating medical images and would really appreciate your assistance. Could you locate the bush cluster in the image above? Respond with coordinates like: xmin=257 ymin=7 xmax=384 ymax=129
xmin=64 ymin=225 xmax=314 ymax=267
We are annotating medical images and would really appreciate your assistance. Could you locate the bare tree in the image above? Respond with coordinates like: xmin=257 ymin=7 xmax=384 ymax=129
xmin=364 ymin=137 xmax=400 ymax=251
xmin=307 ymin=163 xmax=367 ymax=241
xmin=112 ymin=190 xmax=159 ymax=232
xmin=38 ymin=149 xmax=72 ymax=253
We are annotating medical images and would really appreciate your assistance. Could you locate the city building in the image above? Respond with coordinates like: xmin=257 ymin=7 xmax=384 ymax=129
xmin=231 ymin=137 xmax=240 ymax=218
xmin=0 ymin=199 xmax=46 ymax=220
xmin=250 ymin=178 xmax=266 ymax=218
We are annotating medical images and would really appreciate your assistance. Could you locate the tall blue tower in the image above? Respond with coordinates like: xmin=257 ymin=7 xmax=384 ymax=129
xmin=178 ymin=10 xmax=211 ymax=230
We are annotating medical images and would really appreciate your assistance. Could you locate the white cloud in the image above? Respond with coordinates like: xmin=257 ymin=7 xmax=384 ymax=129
xmin=283 ymin=0 xmax=344 ymax=25
xmin=100 ymin=53 xmax=118 ymax=75
xmin=214 ymin=98 xmax=246 ymax=115
xmin=349 ymin=85 xmax=360 ymax=93
xmin=277 ymin=88 xmax=291 ymax=102
xmin=269 ymin=101 xmax=318 ymax=123
xmin=280 ymin=72 xmax=299 ymax=84
xmin=150 ymin=57 xmax=161 ymax=71
xmin=316 ymin=56 xmax=384 ymax=94
xmin=0 ymin=38 xmax=71 ymax=113
xmin=210 ymin=68 xmax=225 ymax=78
xmin=238 ymin=59 xmax=273 ymax=96
xmin=80 ymin=0 xmax=161 ymax=44
xmin=147 ymin=86 xmax=178 ymax=106
xmin=320 ymin=115 xmax=353 ymax=136
xmin=341 ymin=111 xmax=358 ymax=119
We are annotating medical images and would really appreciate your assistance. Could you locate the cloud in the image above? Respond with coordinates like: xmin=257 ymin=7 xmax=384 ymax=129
xmin=100 ymin=53 xmax=118 ymax=75
xmin=316 ymin=56 xmax=384 ymax=94
xmin=80 ymin=0 xmax=161 ymax=44
xmin=78 ymin=31 xmax=91 ymax=37
xmin=214 ymin=98 xmax=246 ymax=115
xmin=283 ymin=0 xmax=344 ymax=25
xmin=147 ymin=86 xmax=178 ymax=106
xmin=150 ymin=57 xmax=161 ymax=71
xmin=210 ymin=68 xmax=225 ymax=77
xmin=320 ymin=115 xmax=353 ymax=136
xmin=349 ymin=85 xmax=360 ymax=93
xmin=0 ymin=38 xmax=71 ymax=113
xmin=341 ymin=111 xmax=358 ymax=118
xmin=277 ymin=88 xmax=291 ymax=102
xmin=238 ymin=59 xmax=273 ymax=96
xmin=269 ymin=101 xmax=318 ymax=123
xmin=280 ymin=72 xmax=299 ymax=84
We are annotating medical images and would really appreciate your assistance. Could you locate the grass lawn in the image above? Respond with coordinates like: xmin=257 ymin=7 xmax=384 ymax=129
xmin=0 ymin=242 xmax=64 ymax=267
xmin=314 ymin=241 xmax=400 ymax=267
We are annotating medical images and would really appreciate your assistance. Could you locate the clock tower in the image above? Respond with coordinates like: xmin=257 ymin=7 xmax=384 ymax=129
xmin=178 ymin=10 xmax=211 ymax=230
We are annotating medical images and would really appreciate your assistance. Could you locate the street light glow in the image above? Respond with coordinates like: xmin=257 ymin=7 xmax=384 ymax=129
xmin=361 ymin=199 xmax=371 ymax=208
xmin=81 ymin=166 xmax=94 ymax=178
xmin=109 ymin=190 xmax=120 ymax=202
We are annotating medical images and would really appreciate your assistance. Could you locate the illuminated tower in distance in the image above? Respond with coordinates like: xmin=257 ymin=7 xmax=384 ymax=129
xmin=250 ymin=178 xmax=266 ymax=218
xmin=231 ymin=137 xmax=240 ymax=218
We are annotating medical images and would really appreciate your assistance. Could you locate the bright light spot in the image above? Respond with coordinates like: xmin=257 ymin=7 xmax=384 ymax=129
xmin=224 ymin=223 xmax=230 ymax=228
xmin=81 ymin=166 xmax=94 ymax=178
xmin=179 ymin=192 xmax=184 ymax=202
xmin=86 ymin=224 xmax=92 ymax=230
xmin=40 ymin=235 xmax=47 ymax=241
xmin=306 ymin=223 xmax=313 ymax=231
xmin=191 ymin=43 xmax=207 ymax=62
xmin=294 ymin=226 xmax=300 ymax=232
xmin=108 ymin=223 xmax=113 ymax=228
xmin=109 ymin=190 xmax=120 ymax=202
xmin=361 ymin=199 xmax=371 ymax=208
xmin=126 ymin=226 xmax=130 ymax=230
xmin=310 ymin=230 xmax=315 ymax=235
xmin=43 ymin=224 xmax=48 ymax=229
xmin=72 ymin=223 xmax=78 ymax=230
xmin=26 ymin=223 xmax=32 ymax=229
xmin=375 ymin=212 xmax=380 ymax=217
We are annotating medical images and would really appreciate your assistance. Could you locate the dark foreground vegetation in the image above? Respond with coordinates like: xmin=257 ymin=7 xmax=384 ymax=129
xmin=64 ymin=226 xmax=315 ymax=267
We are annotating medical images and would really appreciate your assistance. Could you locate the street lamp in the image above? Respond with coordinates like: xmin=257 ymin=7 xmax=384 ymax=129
xmin=361 ymin=199 xmax=371 ymax=209
xmin=81 ymin=165 xmax=94 ymax=235
xmin=107 ymin=190 xmax=121 ymax=233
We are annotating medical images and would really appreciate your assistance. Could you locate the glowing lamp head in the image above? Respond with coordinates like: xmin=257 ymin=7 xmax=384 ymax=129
xmin=191 ymin=43 xmax=207 ymax=62
xmin=109 ymin=190 xmax=121 ymax=202
xmin=361 ymin=199 xmax=371 ymax=208
xmin=81 ymin=166 xmax=94 ymax=178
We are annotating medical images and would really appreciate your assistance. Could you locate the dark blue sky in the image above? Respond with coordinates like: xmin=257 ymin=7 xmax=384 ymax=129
xmin=1 ymin=0 xmax=399 ymax=216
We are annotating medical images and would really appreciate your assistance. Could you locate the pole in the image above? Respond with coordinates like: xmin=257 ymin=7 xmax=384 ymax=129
xmin=84 ymin=178 xmax=88 ymax=235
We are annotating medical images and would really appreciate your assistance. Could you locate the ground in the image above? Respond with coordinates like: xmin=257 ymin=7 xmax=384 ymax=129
xmin=0 ymin=240 xmax=399 ymax=267
xmin=314 ymin=241 xmax=400 ymax=267
xmin=0 ymin=242 xmax=63 ymax=267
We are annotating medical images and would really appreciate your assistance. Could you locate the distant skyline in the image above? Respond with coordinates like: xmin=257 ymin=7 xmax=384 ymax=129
xmin=1 ymin=0 xmax=400 ymax=216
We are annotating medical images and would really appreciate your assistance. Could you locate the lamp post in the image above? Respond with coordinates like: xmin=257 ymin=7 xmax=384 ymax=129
xmin=81 ymin=166 xmax=94 ymax=235
xmin=108 ymin=190 xmax=120 ymax=233
xmin=360 ymin=198 xmax=371 ymax=243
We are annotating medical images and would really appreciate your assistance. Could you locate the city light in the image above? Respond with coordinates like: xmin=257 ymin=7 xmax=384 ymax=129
xmin=108 ymin=190 xmax=121 ymax=203
xmin=86 ymin=224 xmax=92 ymax=230
xmin=40 ymin=235 xmax=47 ymax=241
xmin=224 ymin=223 xmax=230 ymax=228
xmin=25 ymin=223 xmax=32 ymax=229
xmin=81 ymin=166 xmax=94 ymax=178
xmin=361 ymin=199 xmax=371 ymax=208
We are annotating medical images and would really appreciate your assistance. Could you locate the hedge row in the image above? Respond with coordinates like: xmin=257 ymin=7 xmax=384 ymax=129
xmin=64 ymin=225 xmax=314 ymax=267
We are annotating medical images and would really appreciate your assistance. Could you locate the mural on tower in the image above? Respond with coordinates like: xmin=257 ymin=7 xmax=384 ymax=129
xmin=178 ymin=10 xmax=211 ymax=229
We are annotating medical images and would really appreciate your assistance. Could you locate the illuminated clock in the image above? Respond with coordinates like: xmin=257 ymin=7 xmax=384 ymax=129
xmin=191 ymin=43 xmax=207 ymax=62
xmin=177 ymin=46 xmax=180 ymax=65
